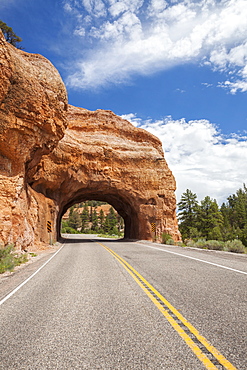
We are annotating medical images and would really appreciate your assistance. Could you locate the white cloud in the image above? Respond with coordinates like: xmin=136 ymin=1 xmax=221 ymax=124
xmin=219 ymin=79 xmax=247 ymax=94
xmin=63 ymin=0 xmax=247 ymax=92
xmin=74 ymin=27 xmax=86 ymax=37
xmin=202 ymin=82 xmax=213 ymax=88
xmin=89 ymin=11 xmax=142 ymax=41
xmin=64 ymin=2 xmax=73 ymax=12
xmin=82 ymin=0 xmax=107 ymax=17
xmin=109 ymin=0 xmax=144 ymax=16
xmin=122 ymin=114 xmax=247 ymax=205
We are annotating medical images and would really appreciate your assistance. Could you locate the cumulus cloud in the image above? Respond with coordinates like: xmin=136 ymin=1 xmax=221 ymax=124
xmin=121 ymin=114 xmax=247 ymax=204
xmin=63 ymin=0 xmax=247 ymax=92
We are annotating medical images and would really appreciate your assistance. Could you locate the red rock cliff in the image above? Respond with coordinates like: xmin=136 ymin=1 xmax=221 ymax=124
xmin=0 ymin=30 xmax=68 ymax=249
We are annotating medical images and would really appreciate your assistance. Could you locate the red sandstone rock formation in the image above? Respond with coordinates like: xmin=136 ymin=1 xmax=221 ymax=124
xmin=0 ymin=30 xmax=180 ymax=249
xmin=29 ymin=106 xmax=181 ymax=242
xmin=0 ymin=30 xmax=67 ymax=249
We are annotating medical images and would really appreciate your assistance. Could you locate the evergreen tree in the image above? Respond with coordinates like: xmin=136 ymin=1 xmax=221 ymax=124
xmin=220 ymin=185 xmax=247 ymax=245
xmin=99 ymin=209 xmax=105 ymax=230
xmin=0 ymin=20 xmax=22 ymax=48
xmin=177 ymin=189 xmax=199 ymax=240
xmin=177 ymin=185 xmax=247 ymax=247
xmin=63 ymin=202 xmax=124 ymax=237
xmin=240 ymin=225 xmax=247 ymax=247
xmin=91 ymin=209 xmax=99 ymax=231
xmin=220 ymin=202 xmax=234 ymax=241
xmin=68 ymin=210 xmax=81 ymax=230
xmin=81 ymin=204 xmax=89 ymax=231
xmin=229 ymin=189 xmax=247 ymax=229
xmin=104 ymin=207 xmax=118 ymax=234
xmin=108 ymin=207 xmax=118 ymax=231
xmin=197 ymin=196 xmax=223 ymax=240
xmin=69 ymin=205 xmax=75 ymax=216
xmin=103 ymin=216 xmax=111 ymax=234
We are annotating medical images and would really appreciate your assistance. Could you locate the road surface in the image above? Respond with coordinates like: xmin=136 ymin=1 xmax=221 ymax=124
xmin=0 ymin=235 xmax=246 ymax=369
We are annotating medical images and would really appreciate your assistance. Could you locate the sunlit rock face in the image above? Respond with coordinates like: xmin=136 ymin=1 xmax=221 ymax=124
xmin=29 ymin=105 xmax=181 ymax=243
xmin=0 ymin=30 xmax=68 ymax=249
xmin=0 ymin=29 xmax=180 ymax=249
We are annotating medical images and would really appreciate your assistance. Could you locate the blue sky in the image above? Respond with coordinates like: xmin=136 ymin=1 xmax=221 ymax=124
xmin=1 ymin=0 xmax=247 ymax=204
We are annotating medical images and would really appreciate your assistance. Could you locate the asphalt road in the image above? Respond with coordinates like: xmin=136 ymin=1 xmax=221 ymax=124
xmin=0 ymin=235 xmax=246 ymax=369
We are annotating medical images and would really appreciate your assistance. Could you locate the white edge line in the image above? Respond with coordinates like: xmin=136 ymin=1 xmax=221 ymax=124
xmin=0 ymin=244 xmax=65 ymax=306
xmin=137 ymin=244 xmax=247 ymax=276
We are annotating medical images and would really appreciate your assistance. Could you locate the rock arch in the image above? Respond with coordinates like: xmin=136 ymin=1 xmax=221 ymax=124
xmin=28 ymin=106 xmax=181 ymax=243
xmin=0 ymin=30 xmax=180 ymax=249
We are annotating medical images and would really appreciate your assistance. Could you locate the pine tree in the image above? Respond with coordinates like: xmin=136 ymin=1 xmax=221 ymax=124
xmin=233 ymin=189 xmax=247 ymax=228
xmin=221 ymin=185 xmax=247 ymax=245
xmin=99 ymin=209 xmax=105 ymax=230
xmin=103 ymin=216 xmax=110 ymax=234
xmin=220 ymin=202 xmax=235 ymax=241
xmin=197 ymin=196 xmax=223 ymax=240
xmin=177 ymin=189 xmax=199 ymax=240
xmin=0 ymin=20 xmax=22 ymax=48
xmin=108 ymin=207 xmax=118 ymax=234
xmin=68 ymin=210 xmax=81 ymax=231
xmin=81 ymin=204 xmax=89 ymax=231
xmin=91 ymin=209 xmax=99 ymax=231
xmin=177 ymin=185 xmax=247 ymax=247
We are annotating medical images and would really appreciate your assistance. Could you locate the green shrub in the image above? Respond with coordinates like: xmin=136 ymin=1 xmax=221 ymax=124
xmin=162 ymin=233 xmax=172 ymax=244
xmin=225 ymin=239 xmax=246 ymax=253
xmin=0 ymin=244 xmax=28 ymax=274
xmin=166 ymin=238 xmax=175 ymax=245
xmin=0 ymin=244 xmax=15 ymax=273
xmin=203 ymin=240 xmax=225 ymax=251
xmin=29 ymin=252 xmax=37 ymax=257
xmin=61 ymin=226 xmax=79 ymax=234
xmin=190 ymin=239 xmax=206 ymax=249
xmin=185 ymin=239 xmax=196 ymax=248
xmin=185 ymin=238 xmax=246 ymax=254
xmin=15 ymin=253 xmax=28 ymax=266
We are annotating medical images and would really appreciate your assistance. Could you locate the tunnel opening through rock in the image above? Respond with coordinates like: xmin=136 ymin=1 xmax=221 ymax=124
xmin=57 ymin=191 xmax=140 ymax=241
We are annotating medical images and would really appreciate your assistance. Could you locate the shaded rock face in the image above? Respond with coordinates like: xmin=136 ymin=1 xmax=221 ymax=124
xmin=0 ymin=30 xmax=180 ymax=249
xmin=29 ymin=106 xmax=181 ymax=243
xmin=0 ymin=31 xmax=67 ymax=249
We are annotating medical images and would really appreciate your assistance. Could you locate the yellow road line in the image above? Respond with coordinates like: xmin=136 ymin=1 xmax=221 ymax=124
xmin=97 ymin=242 xmax=238 ymax=370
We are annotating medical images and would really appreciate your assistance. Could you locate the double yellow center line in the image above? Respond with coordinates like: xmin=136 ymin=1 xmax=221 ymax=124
xmin=97 ymin=242 xmax=238 ymax=370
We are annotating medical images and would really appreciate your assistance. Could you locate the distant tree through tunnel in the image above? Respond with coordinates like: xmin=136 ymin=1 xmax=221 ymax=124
xmin=61 ymin=200 xmax=124 ymax=237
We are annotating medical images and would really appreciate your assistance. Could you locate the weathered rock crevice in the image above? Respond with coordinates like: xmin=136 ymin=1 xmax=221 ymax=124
xmin=0 ymin=30 xmax=180 ymax=249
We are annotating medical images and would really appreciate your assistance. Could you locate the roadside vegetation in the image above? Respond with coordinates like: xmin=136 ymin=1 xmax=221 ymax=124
xmin=61 ymin=201 xmax=124 ymax=238
xmin=0 ymin=244 xmax=28 ymax=274
xmin=175 ymin=185 xmax=247 ymax=254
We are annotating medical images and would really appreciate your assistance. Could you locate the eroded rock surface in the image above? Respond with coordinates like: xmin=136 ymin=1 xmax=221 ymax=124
xmin=0 ymin=30 xmax=180 ymax=249
xmin=0 ymin=30 xmax=67 ymax=249
xmin=29 ymin=106 xmax=180 ymax=242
